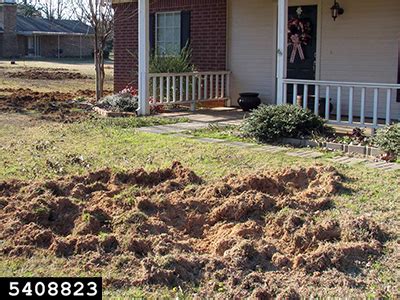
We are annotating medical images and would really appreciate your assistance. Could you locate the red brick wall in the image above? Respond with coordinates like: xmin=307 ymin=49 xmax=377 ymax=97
xmin=113 ymin=0 xmax=227 ymax=92
xmin=1 ymin=4 xmax=18 ymax=58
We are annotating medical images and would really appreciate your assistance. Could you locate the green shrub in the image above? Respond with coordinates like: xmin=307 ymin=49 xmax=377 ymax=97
xmin=373 ymin=123 xmax=400 ymax=156
xmin=242 ymin=104 xmax=328 ymax=142
xmin=97 ymin=92 xmax=138 ymax=113
xmin=150 ymin=46 xmax=195 ymax=73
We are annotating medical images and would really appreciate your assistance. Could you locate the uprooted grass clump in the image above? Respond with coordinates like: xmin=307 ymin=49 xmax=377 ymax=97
xmin=6 ymin=70 xmax=91 ymax=80
xmin=0 ymin=162 xmax=392 ymax=298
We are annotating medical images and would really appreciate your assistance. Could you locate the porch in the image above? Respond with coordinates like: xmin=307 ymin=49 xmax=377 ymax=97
xmin=18 ymin=33 xmax=90 ymax=58
xmin=135 ymin=0 xmax=400 ymax=129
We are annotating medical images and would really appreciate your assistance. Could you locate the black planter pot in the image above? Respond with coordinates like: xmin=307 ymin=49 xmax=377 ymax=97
xmin=238 ymin=92 xmax=261 ymax=111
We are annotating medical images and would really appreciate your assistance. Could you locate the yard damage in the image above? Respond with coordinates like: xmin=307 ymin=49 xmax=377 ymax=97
xmin=0 ymin=88 xmax=111 ymax=122
xmin=5 ymin=69 xmax=91 ymax=80
xmin=0 ymin=162 xmax=391 ymax=298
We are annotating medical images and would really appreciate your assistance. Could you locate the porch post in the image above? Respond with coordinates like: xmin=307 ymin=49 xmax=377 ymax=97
xmin=276 ymin=0 xmax=288 ymax=105
xmin=137 ymin=0 xmax=150 ymax=116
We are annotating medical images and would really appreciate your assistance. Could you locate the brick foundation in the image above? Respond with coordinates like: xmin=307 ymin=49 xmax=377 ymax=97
xmin=113 ymin=0 xmax=227 ymax=92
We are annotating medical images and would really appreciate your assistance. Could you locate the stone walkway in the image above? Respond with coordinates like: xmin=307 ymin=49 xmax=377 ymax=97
xmin=137 ymin=121 xmax=400 ymax=172
xmin=137 ymin=122 xmax=210 ymax=134
xmin=158 ymin=107 xmax=246 ymax=126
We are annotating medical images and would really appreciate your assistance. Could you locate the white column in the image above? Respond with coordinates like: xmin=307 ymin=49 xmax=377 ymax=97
xmin=137 ymin=0 xmax=150 ymax=115
xmin=276 ymin=0 xmax=288 ymax=105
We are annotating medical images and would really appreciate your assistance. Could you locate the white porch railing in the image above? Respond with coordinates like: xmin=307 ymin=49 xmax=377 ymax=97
xmin=283 ymin=79 xmax=400 ymax=129
xmin=149 ymin=71 xmax=231 ymax=109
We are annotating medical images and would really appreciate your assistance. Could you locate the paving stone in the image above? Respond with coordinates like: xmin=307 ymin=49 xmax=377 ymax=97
xmin=170 ymin=133 xmax=194 ymax=138
xmin=252 ymin=145 xmax=286 ymax=153
xmin=332 ymin=156 xmax=352 ymax=163
xmin=331 ymin=156 xmax=367 ymax=165
xmin=223 ymin=141 xmax=256 ymax=148
xmin=287 ymin=150 xmax=323 ymax=159
xmin=137 ymin=122 xmax=209 ymax=134
xmin=365 ymin=161 xmax=400 ymax=171
xmin=365 ymin=161 xmax=388 ymax=168
xmin=170 ymin=122 xmax=209 ymax=130
xmin=195 ymin=137 xmax=226 ymax=144
xmin=382 ymin=164 xmax=400 ymax=171
xmin=137 ymin=126 xmax=175 ymax=134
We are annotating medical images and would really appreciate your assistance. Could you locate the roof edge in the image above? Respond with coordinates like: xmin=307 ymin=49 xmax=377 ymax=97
xmin=17 ymin=31 xmax=94 ymax=36
xmin=112 ymin=0 xmax=135 ymax=4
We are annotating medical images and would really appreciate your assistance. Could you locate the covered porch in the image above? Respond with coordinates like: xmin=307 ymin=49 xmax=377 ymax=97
xmin=18 ymin=33 xmax=89 ymax=58
xmin=136 ymin=0 xmax=400 ymax=129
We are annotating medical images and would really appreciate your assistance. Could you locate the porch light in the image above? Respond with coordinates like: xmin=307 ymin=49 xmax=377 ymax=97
xmin=331 ymin=0 xmax=344 ymax=21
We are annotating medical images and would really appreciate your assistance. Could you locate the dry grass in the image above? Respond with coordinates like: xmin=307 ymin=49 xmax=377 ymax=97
xmin=0 ymin=58 xmax=114 ymax=93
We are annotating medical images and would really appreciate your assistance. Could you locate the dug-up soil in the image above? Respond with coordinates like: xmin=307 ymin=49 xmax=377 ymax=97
xmin=6 ymin=69 xmax=91 ymax=80
xmin=0 ymin=88 xmax=111 ymax=123
xmin=0 ymin=162 xmax=391 ymax=298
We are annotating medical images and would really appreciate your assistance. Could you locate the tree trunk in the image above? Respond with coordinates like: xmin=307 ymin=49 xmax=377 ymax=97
xmin=94 ymin=35 xmax=104 ymax=101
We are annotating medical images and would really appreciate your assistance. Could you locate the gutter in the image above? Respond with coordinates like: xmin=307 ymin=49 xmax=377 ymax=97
xmin=17 ymin=31 xmax=95 ymax=36
xmin=112 ymin=0 xmax=135 ymax=4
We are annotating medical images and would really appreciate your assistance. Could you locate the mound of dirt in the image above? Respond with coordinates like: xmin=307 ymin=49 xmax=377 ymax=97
xmin=0 ymin=162 xmax=390 ymax=297
xmin=6 ymin=70 xmax=91 ymax=80
xmin=0 ymin=88 xmax=112 ymax=123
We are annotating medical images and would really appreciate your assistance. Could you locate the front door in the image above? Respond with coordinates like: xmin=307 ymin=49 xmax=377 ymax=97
xmin=287 ymin=5 xmax=318 ymax=100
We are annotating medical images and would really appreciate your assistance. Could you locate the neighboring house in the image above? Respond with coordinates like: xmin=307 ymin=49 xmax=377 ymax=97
xmin=0 ymin=0 xmax=94 ymax=58
xmin=112 ymin=0 xmax=400 ymax=128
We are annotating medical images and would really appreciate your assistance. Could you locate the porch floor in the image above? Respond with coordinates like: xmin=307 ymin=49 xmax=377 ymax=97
xmin=159 ymin=107 xmax=247 ymax=126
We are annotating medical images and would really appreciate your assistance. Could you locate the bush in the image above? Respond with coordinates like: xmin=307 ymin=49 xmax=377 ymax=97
xmin=373 ymin=123 xmax=400 ymax=156
xmin=242 ymin=104 xmax=328 ymax=142
xmin=150 ymin=46 xmax=194 ymax=73
xmin=97 ymin=92 xmax=138 ymax=113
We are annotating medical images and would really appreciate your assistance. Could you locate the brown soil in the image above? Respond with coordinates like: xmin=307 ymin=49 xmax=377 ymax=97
xmin=0 ymin=88 xmax=111 ymax=123
xmin=0 ymin=162 xmax=390 ymax=298
xmin=6 ymin=70 xmax=91 ymax=80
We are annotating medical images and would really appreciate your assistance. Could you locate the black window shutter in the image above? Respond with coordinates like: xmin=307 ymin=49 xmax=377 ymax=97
xmin=150 ymin=13 xmax=156 ymax=54
xmin=180 ymin=11 xmax=191 ymax=50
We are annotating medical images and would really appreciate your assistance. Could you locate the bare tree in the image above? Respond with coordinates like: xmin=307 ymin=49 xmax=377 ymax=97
xmin=33 ymin=0 xmax=69 ymax=19
xmin=17 ymin=0 xmax=42 ymax=17
xmin=71 ymin=0 xmax=113 ymax=100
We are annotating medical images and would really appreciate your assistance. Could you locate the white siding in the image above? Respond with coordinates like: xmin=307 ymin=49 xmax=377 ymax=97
xmin=227 ymin=0 xmax=400 ymax=120
xmin=319 ymin=0 xmax=400 ymax=119
xmin=227 ymin=0 xmax=276 ymax=106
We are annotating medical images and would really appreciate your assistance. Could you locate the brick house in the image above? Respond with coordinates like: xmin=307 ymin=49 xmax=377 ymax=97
xmin=113 ymin=0 xmax=399 ymax=128
xmin=0 ymin=0 xmax=94 ymax=59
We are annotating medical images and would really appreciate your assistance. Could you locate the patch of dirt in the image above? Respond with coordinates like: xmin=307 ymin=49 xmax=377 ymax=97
xmin=0 ymin=162 xmax=392 ymax=297
xmin=0 ymin=88 xmax=111 ymax=123
xmin=6 ymin=70 xmax=91 ymax=80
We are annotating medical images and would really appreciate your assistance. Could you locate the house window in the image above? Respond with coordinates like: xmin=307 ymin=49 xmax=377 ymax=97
xmin=156 ymin=12 xmax=181 ymax=56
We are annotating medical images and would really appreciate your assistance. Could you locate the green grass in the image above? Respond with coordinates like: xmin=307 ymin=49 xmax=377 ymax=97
xmin=190 ymin=124 xmax=249 ymax=142
xmin=0 ymin=114 xmax=399 ymax=298
xmin=1 ymin=114 xmax=398 ymax=220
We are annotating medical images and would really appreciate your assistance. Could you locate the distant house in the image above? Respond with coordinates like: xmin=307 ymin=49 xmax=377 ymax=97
xmin=0 ymin=0 xmax=94 ymax=58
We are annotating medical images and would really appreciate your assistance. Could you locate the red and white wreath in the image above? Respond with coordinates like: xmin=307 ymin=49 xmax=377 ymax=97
xmin=288 ymin=18 xmax=312 ymax=63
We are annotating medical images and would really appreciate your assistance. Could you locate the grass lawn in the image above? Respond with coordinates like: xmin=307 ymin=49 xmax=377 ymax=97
xmin=0 ymin=113 xmax=399 ymax=298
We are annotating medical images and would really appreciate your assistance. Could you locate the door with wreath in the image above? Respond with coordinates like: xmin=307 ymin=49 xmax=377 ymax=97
xmin=286 ymin=5 xmax=317 ymax=107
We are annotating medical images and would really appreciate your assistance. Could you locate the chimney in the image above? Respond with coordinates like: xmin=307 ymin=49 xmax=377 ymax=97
xmin=0 ymin=0 xmax=18 ymax=58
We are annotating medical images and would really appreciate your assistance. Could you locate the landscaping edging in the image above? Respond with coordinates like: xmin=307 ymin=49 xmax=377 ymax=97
xmin=93 ymin=107 xmax=137 ymax=118
xmin=280 ymin=138 xmax=385 ymax=158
